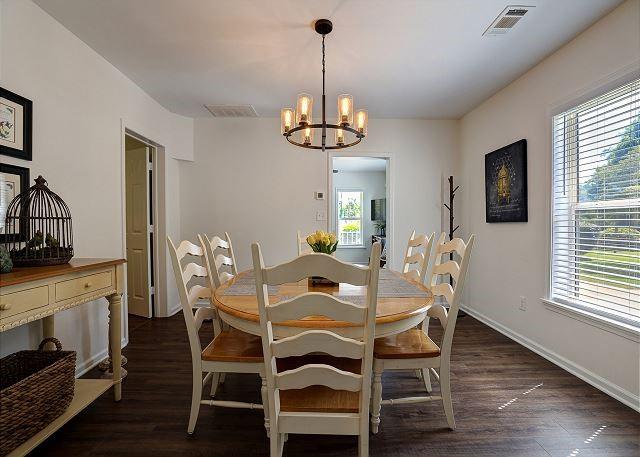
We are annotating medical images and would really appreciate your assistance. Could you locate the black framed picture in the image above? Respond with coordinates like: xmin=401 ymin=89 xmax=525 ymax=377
xmin=485 ymin=139 xmax=528 ymax=223
xmin=0 ymin=87 xmax=33 ymax=161
xmin=1 ymin=163 xmax=30 ymax=242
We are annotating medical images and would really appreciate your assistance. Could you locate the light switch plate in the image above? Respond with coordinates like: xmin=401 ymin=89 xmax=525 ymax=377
xmin=316 ymin=210 xmax=326 ymax=221
xmin=315 ymin=191 xmax=325 ymax=200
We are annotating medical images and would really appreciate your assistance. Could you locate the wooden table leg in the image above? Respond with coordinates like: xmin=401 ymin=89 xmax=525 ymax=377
xmin=42 ymin=315 xmax=55 ymax=350
xmin=107 ymin=292 xmax=123 ymax=401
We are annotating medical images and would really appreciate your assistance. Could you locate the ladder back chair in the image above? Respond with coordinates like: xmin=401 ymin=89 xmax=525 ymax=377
xmin=253 ymin=242 xmax=382 ymax=457
xmin=167 ymin=236 xmax=268 ymax=435
xmin=371 ymin=234 xmax=475 ymax=433
xmin=402 ymin=230 xmax=435 ymax=283
xmin=200 ymin=232 xmax=238 ymax=289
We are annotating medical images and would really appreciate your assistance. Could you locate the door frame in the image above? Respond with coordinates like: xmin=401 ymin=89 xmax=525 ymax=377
xmin=120 ymin=124 xmax=166 ymax=320
xmin=327 ymin=151 xmax=394 ymax=268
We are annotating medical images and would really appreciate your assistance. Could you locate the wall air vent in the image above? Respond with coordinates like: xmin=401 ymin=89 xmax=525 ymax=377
xmin=483 ymin=5 xmax=534 ymax=36
xmin=204 ymin=104 xmax=258 ymax=117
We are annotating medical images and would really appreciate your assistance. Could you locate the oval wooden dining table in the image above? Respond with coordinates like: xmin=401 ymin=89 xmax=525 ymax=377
xmin=213 ymin=269 xmax=434 ymax=339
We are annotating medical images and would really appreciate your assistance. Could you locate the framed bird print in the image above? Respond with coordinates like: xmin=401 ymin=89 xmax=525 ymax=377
xmin=0 ymin=87 xmax=33 ymax=161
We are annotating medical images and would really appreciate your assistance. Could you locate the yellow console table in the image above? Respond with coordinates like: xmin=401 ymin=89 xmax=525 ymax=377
xmin=0 ymin=258 xmax=126 ymax=457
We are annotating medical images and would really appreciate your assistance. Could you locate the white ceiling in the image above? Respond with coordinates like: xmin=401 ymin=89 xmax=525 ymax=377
xmin=34 ymin=0 xmax=623 ymax=119
xmin=333 ymin=157 xmax=387 ymax=172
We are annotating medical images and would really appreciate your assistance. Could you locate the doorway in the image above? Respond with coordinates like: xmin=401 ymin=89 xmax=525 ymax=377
xmin=329 ymin=156 xmax=390 ymax=267
xmin=124 ymin=135 xmax=155 ymax=318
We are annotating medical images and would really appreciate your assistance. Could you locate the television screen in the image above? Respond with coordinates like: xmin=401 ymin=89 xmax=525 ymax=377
xmin=371 ymin=198 xmax=386 ymax=221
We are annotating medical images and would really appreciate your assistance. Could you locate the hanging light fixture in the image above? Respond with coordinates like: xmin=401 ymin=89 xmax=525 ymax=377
xmin=281 ymin=19 xmax=367 ymax=151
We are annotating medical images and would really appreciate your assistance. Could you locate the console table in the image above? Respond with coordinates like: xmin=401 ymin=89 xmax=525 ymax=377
xmin=0 ymin=258 xmax=126 ymax=457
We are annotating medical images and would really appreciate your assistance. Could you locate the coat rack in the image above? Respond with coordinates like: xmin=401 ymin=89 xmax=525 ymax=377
xmin=443 ymin=176 xmax=466 ymax=317
xmin=444 ymin=175 xmax=459 ymax=251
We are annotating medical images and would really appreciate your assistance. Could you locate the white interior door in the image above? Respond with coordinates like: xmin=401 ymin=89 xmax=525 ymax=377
xmin=125 ymin=145 xmax=152 ymax=317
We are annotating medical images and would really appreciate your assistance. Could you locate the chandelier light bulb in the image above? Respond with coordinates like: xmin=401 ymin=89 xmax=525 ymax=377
xmin=338 ymin=94 xmax=353 ymax=126
xmin=296 ymin=93 xmax=313 ymax=125
xmin=281 ymin=108 xmax=294 ymax=134
xmin=355 ymin=109 xmax=368 ymax=136
xmin=303 ymin=126 xmax=313 ymax=145
xmin=335 ymin=127 xmax=345 ymax=145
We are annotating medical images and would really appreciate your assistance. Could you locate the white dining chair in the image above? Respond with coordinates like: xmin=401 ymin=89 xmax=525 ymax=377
xmin=199 ymin=232 xmax=238 ymax=289
xmin=370 ymin=234 xmax=475 ymax=433
xmin=167 ymin=236 xmax=269 ymax=435
xmin=253 ymin=242 xmax=381 ymax=457
xmin=198 ymin=232 xmax=241 ymax=392
xmin=402 ymin=230 xmax=435 ymax=283
xmin=297 ymin=230 xmax=312 ymax=256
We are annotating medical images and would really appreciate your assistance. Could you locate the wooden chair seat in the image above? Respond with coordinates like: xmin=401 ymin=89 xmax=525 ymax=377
xmin=202 ymin=328 xmax=263 ymax=363
xmin=374 ymin=328 xmax=440 ymax=359
xmin=277 ymin=355 xmax=362 ymax=413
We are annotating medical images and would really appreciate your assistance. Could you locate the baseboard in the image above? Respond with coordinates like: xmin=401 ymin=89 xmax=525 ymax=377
xmin=167 ymin=303 xmax=181 ymax=317
xmin=460 ymin=304 xmax=640 ymax=412
xmin=75 ymin=336 xmax=129 ymax=378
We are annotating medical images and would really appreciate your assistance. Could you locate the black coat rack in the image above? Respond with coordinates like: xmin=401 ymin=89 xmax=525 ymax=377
xmin=443 ymin=176 xmax=466 ymax=317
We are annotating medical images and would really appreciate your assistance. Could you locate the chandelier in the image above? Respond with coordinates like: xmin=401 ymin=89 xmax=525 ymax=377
xmin=280 ymin=19 xmax=368 ymax=151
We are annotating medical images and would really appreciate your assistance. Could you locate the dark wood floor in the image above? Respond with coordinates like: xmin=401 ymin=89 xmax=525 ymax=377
xmin=32 ymin=314 xmax=638 ymax=457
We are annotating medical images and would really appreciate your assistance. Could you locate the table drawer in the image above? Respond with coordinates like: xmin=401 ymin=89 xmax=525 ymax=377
xmin=0 ymin=286 xmax=50 ymax=319
xmin=55 ymin=270 xmax=113 ymax=302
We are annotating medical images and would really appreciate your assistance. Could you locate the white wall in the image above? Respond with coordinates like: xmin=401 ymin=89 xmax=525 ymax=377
xmin=459 ymin=0 xmax=640 ymax=409
xmin=332 ymin=170 xmax=386 ymax=263
xmin=0 ymin=0 xmax=194 ymax=373
xmin=180 ymin=118 xmax=458 ymax=279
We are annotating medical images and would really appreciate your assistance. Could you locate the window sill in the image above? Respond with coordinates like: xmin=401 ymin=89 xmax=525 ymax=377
xmin=541 ymin=298 xmax=640 ymax=342
xmin=337 ymin=245 xmax=365 ymax=250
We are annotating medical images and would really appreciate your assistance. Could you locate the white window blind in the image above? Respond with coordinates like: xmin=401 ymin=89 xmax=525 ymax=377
xmin=551 ymin=79 xmax=639 ymax=328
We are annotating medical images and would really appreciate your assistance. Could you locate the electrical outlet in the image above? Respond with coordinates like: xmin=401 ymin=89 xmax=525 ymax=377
xmin=316 ymin=210 xmax=326 ymax=221
xmin=519 ymin=296 xmax=527 ymax=311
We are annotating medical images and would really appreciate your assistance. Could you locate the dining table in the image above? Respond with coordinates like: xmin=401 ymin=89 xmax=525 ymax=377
xmin=213 ymin=268 xmax=434 ymax=339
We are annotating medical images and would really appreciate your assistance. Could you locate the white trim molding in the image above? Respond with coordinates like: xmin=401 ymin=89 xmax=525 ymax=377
xmin=460 ymin=304 xmax=640 ymax=412
xmin=542 ymin=298 xmax=639 ymax=343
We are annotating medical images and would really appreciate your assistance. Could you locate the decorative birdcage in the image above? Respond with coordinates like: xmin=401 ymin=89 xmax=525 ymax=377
xmin=3 ymin=176 xmax=73 ymax=267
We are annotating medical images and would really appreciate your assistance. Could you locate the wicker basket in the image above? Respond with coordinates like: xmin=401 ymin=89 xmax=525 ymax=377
xmin=0 ymin=338 xmax=76 ymax=456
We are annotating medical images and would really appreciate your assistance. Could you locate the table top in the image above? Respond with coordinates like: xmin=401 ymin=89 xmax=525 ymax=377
xmin=214 ymin=269 xmax=433 ymax=328
xmin=0 ymin=258 xmax=126 ymax=287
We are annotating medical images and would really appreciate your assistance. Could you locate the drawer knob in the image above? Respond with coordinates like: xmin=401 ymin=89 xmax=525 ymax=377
xmin=0 ymin=303 xmax=11 ymax=311
xmin=84 ymin=282 xmax=92 ymax=288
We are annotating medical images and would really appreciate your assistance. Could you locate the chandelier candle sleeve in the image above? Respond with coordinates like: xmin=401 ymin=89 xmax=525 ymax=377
xmin=303 ymin=126 xmax=313 ymax=145
xmin=338 ymin=94 xmax=354 ymax=126
xmin=281 ymin=108 xmax=294 ymax=133
xmin=296 ymin=94 xmax=313 ymax=125
xmin=355 ymin=110 xmax=368 ymax=135
xmin=335 ymin=127 xmax=345 ymax=145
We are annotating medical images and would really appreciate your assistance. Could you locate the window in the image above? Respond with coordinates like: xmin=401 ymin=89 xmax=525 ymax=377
xmin=551 ymin=79 xmax=639 ymax=328
xmin=336 ymin=190 xmax=364 ymax=247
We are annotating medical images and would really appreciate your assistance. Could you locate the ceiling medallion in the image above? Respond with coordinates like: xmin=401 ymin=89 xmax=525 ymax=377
xmin=280 ymin=19 xmax=368 ymax=151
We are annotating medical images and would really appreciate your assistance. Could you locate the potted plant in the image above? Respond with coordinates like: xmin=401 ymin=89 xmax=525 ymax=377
xmin=305 ymin=230 xmax=339 ymax=285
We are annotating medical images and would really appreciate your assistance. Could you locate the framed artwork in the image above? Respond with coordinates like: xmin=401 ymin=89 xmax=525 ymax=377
xmin=0 ymin=163 xmax=30 ymax=242
xmin=0 ymin=87 xmax=33 ymax=161
xmin=485 ymin=139 xmax=528 ymax=223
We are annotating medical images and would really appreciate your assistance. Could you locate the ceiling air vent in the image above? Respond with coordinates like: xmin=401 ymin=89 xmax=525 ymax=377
xmin=204 ymin=104 xmax=258 ymax=117
xmin=483 ymin=5 xmax=534 ymax=36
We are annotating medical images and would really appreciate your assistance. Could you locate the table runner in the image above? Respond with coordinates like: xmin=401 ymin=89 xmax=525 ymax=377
xmin=221 ymin=268 xmax=428 ymax=298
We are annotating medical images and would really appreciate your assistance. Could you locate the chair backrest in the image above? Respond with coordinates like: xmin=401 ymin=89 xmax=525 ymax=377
xmin=253 ymin=242 xmax=381 ymax=419
xmin=199 ymin=232 xmax=238 ymax=288
xmin=167 ymin=237 xmax=217 ymax=365
xmin=427 ymin=233 xmax=475 ymax=360
xmin=297 ymin=230 xmax=312 ymax=256
xmin=402 ymin=230 xmax=435 ymax=283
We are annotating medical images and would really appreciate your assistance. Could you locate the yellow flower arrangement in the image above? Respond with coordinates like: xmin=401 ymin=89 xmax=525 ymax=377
xmin=306 ymin=230 xmax=338 ymax=254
